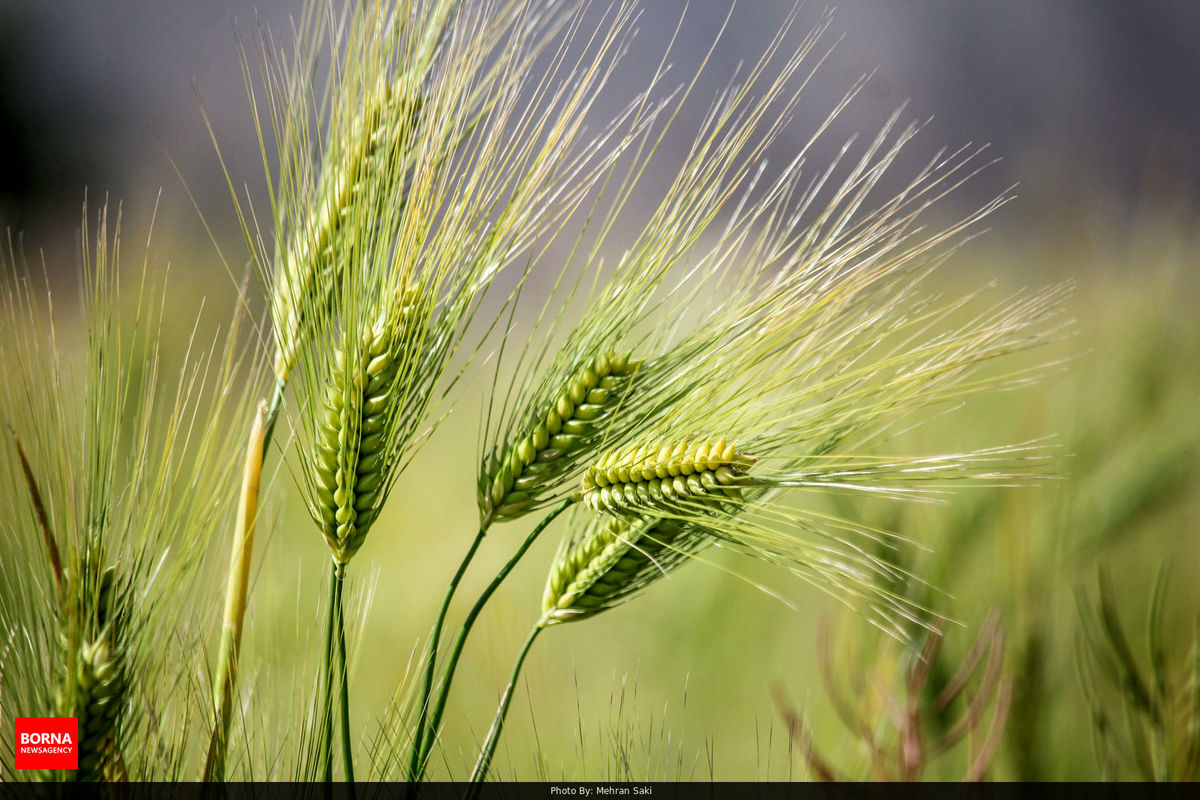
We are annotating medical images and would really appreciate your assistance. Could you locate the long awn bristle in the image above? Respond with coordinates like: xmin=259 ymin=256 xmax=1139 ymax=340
xmin=273 ymin=79 xmax=423 ymax=382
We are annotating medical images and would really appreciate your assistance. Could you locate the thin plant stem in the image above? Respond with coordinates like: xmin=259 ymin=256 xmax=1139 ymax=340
xmin=467 ymin=624 xmax=544 ymax=791
xmin=318 ymin=558 xmax=338 ymax=782
xmin=412 ymin=499 xmax=572 ymax=781
xmin=203 ymin=400 xmax=268 ymax=781
xmin=334 ymin=559 xmax=355 ymax=786
xmin=407 ymin=527 xmax=488 ymax=779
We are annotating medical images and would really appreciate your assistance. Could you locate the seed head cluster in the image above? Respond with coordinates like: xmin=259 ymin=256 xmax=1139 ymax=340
xmin=542 ymin=515 xmax=691 ymax=626
xmin=481 ymin=350 xmax=640 ymax=526
xmin=312 ymin=296 xmax=416 ymax=563
xmin=273 ymin=76 xmax=422 ymax=383
xmin=57 ymin=564 xmax=127 ymax=782
xmin=582 ymin=438 xmax=756 ymax=516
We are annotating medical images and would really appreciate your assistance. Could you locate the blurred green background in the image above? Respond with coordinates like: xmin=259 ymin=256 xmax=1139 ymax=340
xmin=2 ymin=0 xmax=1199 ymax=782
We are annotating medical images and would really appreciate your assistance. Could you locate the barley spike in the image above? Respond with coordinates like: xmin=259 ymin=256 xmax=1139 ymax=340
xmin=312 ymin=295 xmax=415 ymax=562
xmin=57 ymin=564 xmax=128 ymax=782
xmin=480 ymin=350 xmax=639 ymax=526
xmin=541 ymin=515 xmax=693 ymax=626
xmin=581 ymin=437 xmax=756 ymax=516
xmin=273 ymin=78 xmax=422 ymax=381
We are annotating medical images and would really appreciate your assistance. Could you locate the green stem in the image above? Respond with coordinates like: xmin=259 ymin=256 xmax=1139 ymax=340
xmin=334 ymin=560 xmax=356 ymax=787
xmin=467 ymin=625 xmax=544 ymax=791
xmin=407 ymin=527 xmax=488 ymax=779
xmin=318 ymin=559 xmax=338 ymax=782
xmin=412 ymin=499 xmax=572 ymax=781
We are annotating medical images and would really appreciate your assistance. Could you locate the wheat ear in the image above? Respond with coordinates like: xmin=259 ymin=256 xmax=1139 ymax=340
xmin=272 ymin=78 xmax=421 ymax=384
xmin=312 ymin=295 xmax=415 ymax=564
xmin=57 ymin=564 xmax=128 ymax=782
xmin=582 ymin=438 xmax=756 ymax=516
xmin=480 ymin=350 xmax=639 ymax=526
xmin=306 ymin=294 xmax=414 ymax=783
xmin=541 ymin=515 xmax=691 ymax=626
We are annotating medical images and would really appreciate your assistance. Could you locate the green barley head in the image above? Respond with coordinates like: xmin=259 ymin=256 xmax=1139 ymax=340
xmin=307 ymin=289 xmax=418 ymax=562
xmin=55 ymin=553 xmax=129 ymax=781
xmin=542 ymin=511 xmax=700 ymax=627
xmin=238 ymin=0 xmax=460 ymax=387
xmin=538 ymin=252 xmax=1067 ymax=632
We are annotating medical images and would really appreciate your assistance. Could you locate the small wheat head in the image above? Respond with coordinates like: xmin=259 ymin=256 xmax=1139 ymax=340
xmin=311 ymin=292 xmax=418 ymax=563
xmin=1 ymin=200 xmax=270 ymax=780
xmin=581 ymin=437 xmax=757 ymax=516
xmin=480 ymin=350 xmax=640 ymax=526
xmin=280 ymin=0 xmax=650 ymax=537
xmin=56 ymin=563 xmax=128 ymax=782
xmin=541 ymin=514 xmax=695 ymax=627
xmin=272 ymin=77 xmax=423 ymax=383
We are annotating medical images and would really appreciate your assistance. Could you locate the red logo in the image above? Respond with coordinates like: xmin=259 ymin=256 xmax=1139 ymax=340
xmin=14 ymin=717 xmax=78 ymax=770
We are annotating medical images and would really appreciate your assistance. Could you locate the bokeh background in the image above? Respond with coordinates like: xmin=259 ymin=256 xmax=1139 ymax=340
xmin=5 ymin=1 xmax=1200 ymax=267
xmin=2 ymin=0 xmax=1199 ymax=781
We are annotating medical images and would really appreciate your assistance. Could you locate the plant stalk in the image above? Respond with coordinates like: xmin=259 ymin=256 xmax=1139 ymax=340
xmin=318 ymin=559 xmax=338 ymax=782
xmin=334 ymin=559 xmax=355 ymax=786
xmin=412 ymin=499 xmax=572 ymax=782
xmin=407 ymin=526 xmax=488 ymax=779
xmin=467 ymin=624 xmax=544 ymax=791
xmin=204 ymin=400 xmax=268 ymax=781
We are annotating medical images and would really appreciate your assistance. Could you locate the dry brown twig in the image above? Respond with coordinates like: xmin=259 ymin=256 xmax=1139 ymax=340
xmin=774 ymin=608 xmax=1012 ymax=781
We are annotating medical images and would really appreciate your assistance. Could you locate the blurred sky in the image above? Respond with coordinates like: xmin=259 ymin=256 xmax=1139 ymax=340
xmin=2 ymin=0 xmax=1199 ymax=271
